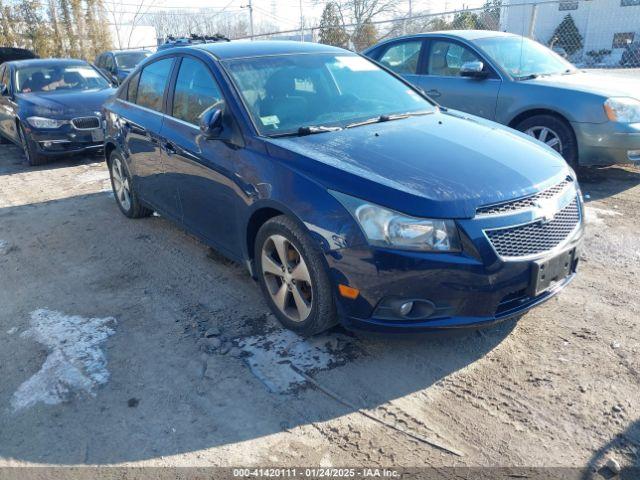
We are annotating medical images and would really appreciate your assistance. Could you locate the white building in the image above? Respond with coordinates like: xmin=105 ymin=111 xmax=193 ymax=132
xmin=500 ymin=0 xmax=640 ymax=65
xmin=109 ymin=25 xmax=158 ymax=51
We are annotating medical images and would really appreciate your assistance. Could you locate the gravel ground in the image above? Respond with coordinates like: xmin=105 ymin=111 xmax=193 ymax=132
xmin=0 ymin=144 xmax=638 ymax=471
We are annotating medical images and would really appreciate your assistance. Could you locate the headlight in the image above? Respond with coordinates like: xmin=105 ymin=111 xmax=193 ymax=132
xmin=26 ymin=116 xmax=67 ymax=129
xmin=331 ymin=191 xmax=461 ymax=252
xmin=604 ymin=97 xmax=640 ymax=123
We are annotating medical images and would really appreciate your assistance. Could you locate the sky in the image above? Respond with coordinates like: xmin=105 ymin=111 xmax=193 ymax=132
xmin=116 ymin=0 xmax=487 ymax=35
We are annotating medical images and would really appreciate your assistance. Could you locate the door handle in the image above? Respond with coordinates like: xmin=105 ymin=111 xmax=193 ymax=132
xmin=426 ymin=89 xmax=441 ymax=98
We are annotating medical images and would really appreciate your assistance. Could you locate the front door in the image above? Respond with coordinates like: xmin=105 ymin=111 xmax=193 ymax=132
xmin=160 ymin=56 xmax=240 ymax=257
xmin=414 ymin=38 xmax=502 ymax=120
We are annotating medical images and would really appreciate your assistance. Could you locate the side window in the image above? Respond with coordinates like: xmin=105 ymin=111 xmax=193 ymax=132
xmin=105 ymin=55 xmax=115 ymax=72
xmin=136 ymin=58 xmax=173 ymax=112
xmin=0 ymin=66 xmax=7 ymax=89
xmin=378 ymin=41 xmax=423 ymax=74
xmin=172 ymin=57 xmax=224 ymax=125
xmin=123 ymin=71 xmax=140 ymax=101
xmin=427 ymin=40 xmax=482 ymax=77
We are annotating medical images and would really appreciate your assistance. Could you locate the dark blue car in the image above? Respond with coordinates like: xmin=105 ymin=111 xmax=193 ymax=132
xmin=0 ymin=59 xmax=115 ymax=165
xmin=95 ymin=50 xmax=152 ymax=85
xmin=103 ymin=41 xmax=585 ymax=335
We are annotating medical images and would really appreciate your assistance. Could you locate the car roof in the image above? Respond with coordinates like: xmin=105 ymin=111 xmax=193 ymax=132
xmin=6 ymin=58 xmax=89 ymax=68
xmin=111 ymin=49 xmax=152 ymax=54
xmin=425 ymin=30 xmax=518 ymax=41
xmin=190 ymin=40 xmax=349 ymax=60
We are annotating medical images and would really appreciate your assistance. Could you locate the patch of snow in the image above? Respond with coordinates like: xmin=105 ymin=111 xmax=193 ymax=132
xmin=237 ymin=329 xmax=353 ymax=394
xmin=584 ymin=206 xmax=621 ymax=225
xmin=0 ymin=240 xmax=10 ymax=254
xmin=6 ymin=327 xmax=18 ymax=335
xmin=10 ymin=309 xmax=116 ymax=412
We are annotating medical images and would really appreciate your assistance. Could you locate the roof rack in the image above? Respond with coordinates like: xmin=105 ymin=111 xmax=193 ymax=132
xmin=162 ymin=33 xmax=230 ymax=46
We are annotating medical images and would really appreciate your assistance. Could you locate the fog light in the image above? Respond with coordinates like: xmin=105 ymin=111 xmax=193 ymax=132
xmin=628 ymin=150 xmax=640 ymax=162
xmin=398 ymin=301 xmax=414 ymax=316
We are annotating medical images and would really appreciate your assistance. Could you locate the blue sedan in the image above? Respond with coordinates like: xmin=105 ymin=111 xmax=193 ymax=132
xmin=103 ymin=41 xmax=584 ymax=335
xmin=364 ymin=31 xmax=640 ymax=167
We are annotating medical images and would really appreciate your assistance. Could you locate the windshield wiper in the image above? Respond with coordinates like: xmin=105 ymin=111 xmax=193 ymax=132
xmin=269 ymin=125 xmax=342 ymax=138
xmin=298 ymin=125 xmax=342 ymax=136
xmin=515 ymin=73 xmax=539 ymax=81
xmin=346 ymin=110 xmax=433 ymax=129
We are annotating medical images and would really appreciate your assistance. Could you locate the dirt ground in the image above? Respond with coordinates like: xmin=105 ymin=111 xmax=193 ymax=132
xmin=0 ymin=142 xmax=638 ymax=473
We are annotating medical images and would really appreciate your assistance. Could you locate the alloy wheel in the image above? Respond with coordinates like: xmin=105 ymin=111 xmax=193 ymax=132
xmin=261 ymin=234 xmax=313 ymax=322
xmin=524 ymin=126 xmax=563 ymax=153
xmin=111 ymin=157 xmax=132 ymax=212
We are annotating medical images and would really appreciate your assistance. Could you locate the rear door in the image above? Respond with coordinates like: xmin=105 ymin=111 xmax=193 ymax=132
xmin=118 ymin=56 xmax=179 ymax=218
xmin=415 ymin=38 xmax=502 ymax=120
xmin=159 ymin=55 xmax=241 ymax=256
xmin=0 ymin=65 xmax=18 ymax=142
xmin=0 ymin=65 xmax=10 ymax=139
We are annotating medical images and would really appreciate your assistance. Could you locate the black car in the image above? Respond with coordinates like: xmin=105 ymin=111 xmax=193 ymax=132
xmin=95 ymin=49 xmax=152 ymax=85
xmin=0 ymin=47 xmax=37 ymax=64
xmin=0 ymin=58 xmax=116 ymax=165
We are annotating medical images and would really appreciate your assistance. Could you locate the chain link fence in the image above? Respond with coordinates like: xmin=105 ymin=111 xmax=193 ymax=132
xmin=235 ymin=0 xmax=640 ymax=69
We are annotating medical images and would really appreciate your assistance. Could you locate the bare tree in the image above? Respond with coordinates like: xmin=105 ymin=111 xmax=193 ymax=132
xmin=104 ymin=0 xmax=157 ymax=49
xmin=334 ymin=0 xmax=399 ymax=50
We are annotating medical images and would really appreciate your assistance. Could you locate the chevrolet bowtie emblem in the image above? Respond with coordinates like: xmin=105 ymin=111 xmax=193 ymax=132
xmin=533 ymin=197 xmax=557 ymax=223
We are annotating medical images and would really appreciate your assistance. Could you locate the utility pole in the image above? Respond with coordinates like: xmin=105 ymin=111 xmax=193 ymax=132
xmin=299 ymin=0 xmax=304 ymax=42
xmin=246 ymin=0 xmax=254 ymax=40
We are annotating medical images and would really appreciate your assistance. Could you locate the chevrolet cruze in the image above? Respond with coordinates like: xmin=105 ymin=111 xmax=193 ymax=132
xmin=103 ymin=41 xmax=584 ymax=335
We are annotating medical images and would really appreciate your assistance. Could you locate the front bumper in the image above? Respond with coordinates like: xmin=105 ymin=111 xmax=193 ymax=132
xmin=25 ymin=123 xmax=105 ymax=157
xmin=327 ymin=201 xmax=585 ymax=333
xmin=572 ymin=120 xmax=640 ymax=166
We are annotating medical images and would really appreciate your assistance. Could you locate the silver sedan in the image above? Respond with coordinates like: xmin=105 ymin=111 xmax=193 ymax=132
xmin=364 ymin=30 xmax=640 ymax=168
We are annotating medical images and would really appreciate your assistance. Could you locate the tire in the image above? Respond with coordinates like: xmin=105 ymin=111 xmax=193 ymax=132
xmin=255 ymin=215 xmax=338 ymax=336
xmin=516 ymin=114 xmax=578 ymax=168
xmin=107 ymin=151 xmax=152 ymax=219
xmin=18 ymin=123 xmax=48 ymax=166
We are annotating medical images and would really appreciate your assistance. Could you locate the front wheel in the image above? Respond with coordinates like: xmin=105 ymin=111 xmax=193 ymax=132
xmin=18 ymin=123 xmax=47 ymax=166
xmin=108 ymin=151 xmax=152 ymax=218
xmin=255 ymin=215 xmax=337 ymax=336
xmin=516 ymin=114 xmax=578 ymax=168
xmin=516 ymin=115 xmax=578 ymax=168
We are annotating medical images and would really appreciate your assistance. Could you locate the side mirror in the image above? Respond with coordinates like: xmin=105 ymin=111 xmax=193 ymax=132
xmin=199 ymin=108 xmax=223 ymax=138
xmin=460 ymin=61 xmax=487 ymax=78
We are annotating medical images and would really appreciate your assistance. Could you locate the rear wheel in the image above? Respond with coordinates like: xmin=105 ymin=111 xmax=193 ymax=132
xmin=18 ymin=123 xmax=47 ymax=166
xmin=516 ymin=114 xmax=578 ymax=168
xmin=108 ymin=151 xmax=152 ymax=218
xmin=255 ymin=215 xmax=337 ymax=336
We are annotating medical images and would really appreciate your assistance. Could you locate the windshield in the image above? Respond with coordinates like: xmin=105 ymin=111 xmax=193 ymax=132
xmin=224 ymin=53 xmax=435 ymax=136
xmin=475 ymin=36 xmax=576 ymax=79
xmin=16 ymin=64 xmax=110 ymax=93
xmin=115 ymin=51 xmax=151 ymax=70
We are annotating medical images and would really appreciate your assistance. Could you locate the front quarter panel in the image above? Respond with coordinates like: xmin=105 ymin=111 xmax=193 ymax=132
xmin=497 ymin=82 xmax=609 ymax=125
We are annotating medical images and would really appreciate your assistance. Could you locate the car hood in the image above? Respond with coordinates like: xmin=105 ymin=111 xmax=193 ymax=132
xmin=525 ymin=71 xmax=639 ymax=98
xmin=16 ymin=88 xmax=116 ymax=118
xmin=265 ymin=111 xmax=571 ymax=219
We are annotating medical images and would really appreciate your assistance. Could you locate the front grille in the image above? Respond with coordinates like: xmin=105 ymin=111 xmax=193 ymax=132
xmin=72 ymin=116 xmax=100 ymax=129
xmin=485 ymin=197 xmax=580 ymax=258
xmin=477 ymin=176 xmax=574 ymax=216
